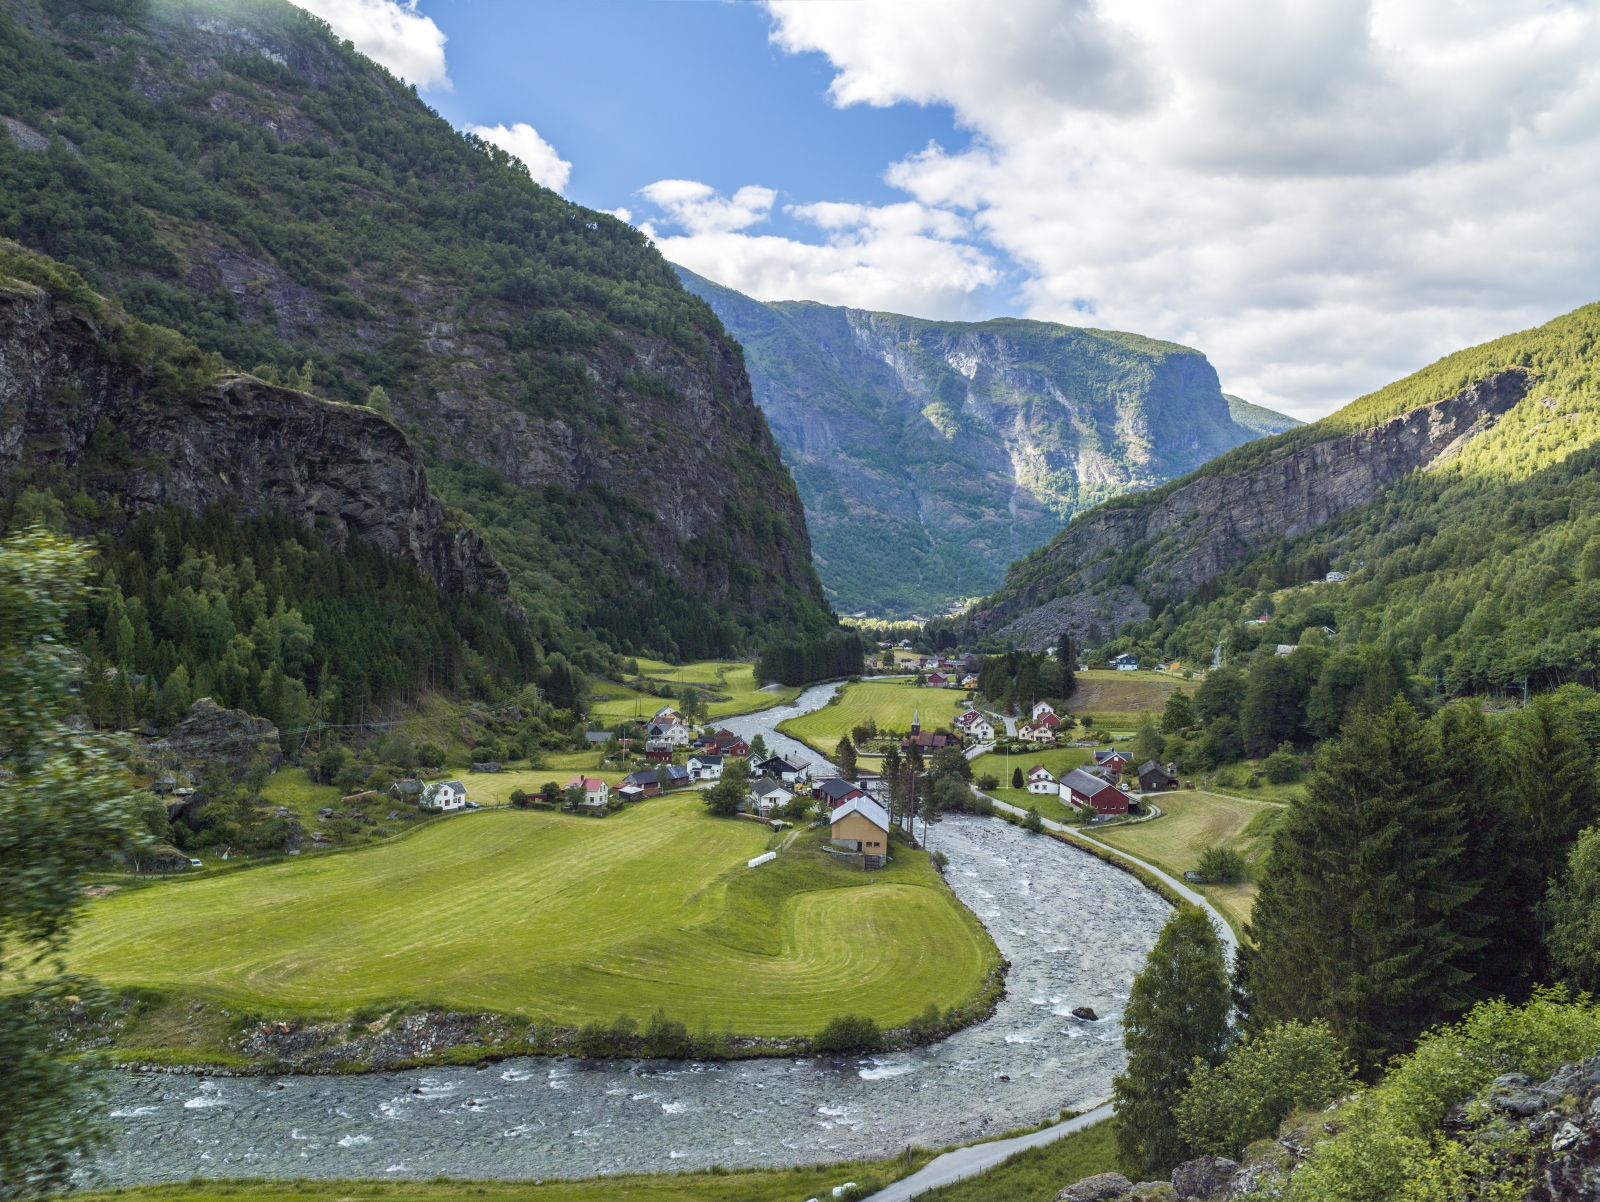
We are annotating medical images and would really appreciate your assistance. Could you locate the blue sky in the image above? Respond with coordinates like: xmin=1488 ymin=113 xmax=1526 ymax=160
xmin=305 ymin=0 xmax=1600 ymax=419
xmin=421 ymin=2 xmax=966 ymax=241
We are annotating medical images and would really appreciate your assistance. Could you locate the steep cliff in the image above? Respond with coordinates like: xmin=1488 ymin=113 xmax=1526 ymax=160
xmin=965 ymin=368 xmax=1535 ymax=648
xmin=678 ymin=267 xmax=1299 ymax=617
xmin=0 ymin=0 xmax=828 ymax=659
xmin=0 ymin=270 xmax=510 ymax=606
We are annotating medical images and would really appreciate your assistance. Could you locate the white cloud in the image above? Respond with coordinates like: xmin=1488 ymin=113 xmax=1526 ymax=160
xmin=294 ymin=0 xmax=450 ymax=91
xmin=640 ymin=182 xmax=1000 ymax=319
xmin=468 ymin=122 xmax=572 ymax=193
xmin=605 ymin=207 xmax=633 ymax=224
xmin=760 ymin=0 xmax=1600 ymax=418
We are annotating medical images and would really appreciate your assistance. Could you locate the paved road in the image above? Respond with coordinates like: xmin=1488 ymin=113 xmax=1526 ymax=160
xmin=859 ymin=1103 xmax=1115 ymax=1202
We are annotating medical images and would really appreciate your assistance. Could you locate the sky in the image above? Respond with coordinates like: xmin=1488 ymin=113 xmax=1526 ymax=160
xmin=294 ymin=0 xmax=1600 ymax=421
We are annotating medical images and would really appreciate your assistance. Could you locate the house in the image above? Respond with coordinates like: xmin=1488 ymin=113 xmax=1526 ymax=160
xmin=830 ymin=795 xmax=891 ymax=869
xmin=1061 ymin=768 xmax=1131 ymax=817
xmin=1036 ymin=710 xmax=1062 ymax=728
xmin=566 ymin=775 xmax=611 ymax=808
xmin=926 ymin=672 xmax=950 ymax=687
xmin=647 ymin=719 xmax=691 ymax=746
xmin=1018 ymin=721 xmax=1056 ymax=744
xmin=659 ymin=764 xmax=691 ymax=791
xmin=1138 ymin=760 xmax=1179 ymax=792
xmin=644 ymin=743 xmax=674 ymax=763
xmin=748 ymin=776 xmax=793 ymax=815
xmin=584 ymin=730 xmax=613 ymax=746
xmin=1325 ymin=571 xmax=1347 ymax=583
xmin=1276 ymin=644 xmax=1298 ymax=656
xmin=960 ymin=673 xmax=979 ymax=689
xmin=1110 ymin=652 xmax=1139 ymax=671
xmin=390 ymin=778 xmax=424 ymax=799
xmin=902 ymin=730 xmax=961 ymax=751
xmin=617 ymin=784 xmax=646 ymax=803
xmin=755 ymin=754 xmax=809 ymax=784
xmin=420 ymin=780 xmax=468 ymax=811
xmin=711 ymin=729 xmax=751 ymax=757
xmin=955 ymin=710 xmax=995 ymax=741
xmin=1025 ymin=765 xmax=1057 ymax=794
xmin=1032 ymin=701 xmax=1057 ymax=720
xmin=1094 ymin=750 xmax=1129 ymax=774
xmin=653 ymin=706 xmax=685 ymax=724
xmin=816 ymin=777 xmax=865 ymax=808
xmin=622 ymin=769 xmax=662 ymax=797
xmin=687 ymin=753 xmax=724 ymax=781
xmin=1245 ymin=614 xmax=1271 ymax=625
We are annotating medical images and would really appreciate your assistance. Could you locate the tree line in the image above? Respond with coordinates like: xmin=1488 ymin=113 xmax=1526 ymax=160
xmin=756 ymin=632 xmax=865 ymax=688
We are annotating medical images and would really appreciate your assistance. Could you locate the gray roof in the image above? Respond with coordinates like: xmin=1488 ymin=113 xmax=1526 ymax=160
xmin=1061 ymin=768 xmax=1117 ymax=797
xmin=750 ymin=776 xmax=789 ymax=798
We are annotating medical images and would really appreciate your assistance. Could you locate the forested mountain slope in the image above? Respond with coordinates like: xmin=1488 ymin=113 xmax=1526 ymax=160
xmin=0 ymin=0 xmax=829 ymax=664
xmin=951 ymin=303 xmax=1600 ymax=700
xmin=677 ymin=267 xmax=1299 ymax=618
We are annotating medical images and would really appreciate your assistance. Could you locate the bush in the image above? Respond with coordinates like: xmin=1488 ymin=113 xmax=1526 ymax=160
xmin=416 ymin=742 xmax=445 ymax=769
xmin=1025 ymin=807 xmax=1044 ymax=833
xmin=1175 ymin=1020 xmax=1351 ymax=1158
xmin=1197 ymin=846 xmax=1246 ymax=883
xmin=976 ymin=772 xmax=999 ymax=790
xmin=642 ymin=1009 xmax=689 ymax=1057
xmin=813 ymin=1013 xmax=883 ymax=1053
xmin=509 ymin=789 xmax=529 ymax=809
xmin=1263 ymin=742 xmax=1303 ymax=784
xmin=573 ymin=1013 xmax=638 ymax=1057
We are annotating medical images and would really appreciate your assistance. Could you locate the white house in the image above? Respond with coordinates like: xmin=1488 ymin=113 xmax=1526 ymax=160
xmin=748 ymin=776 xmax=793 ymax=815
xmin=687 ymin=753 xmax=724 ymax=781
xmin=1111 ymin=652 xmax=1139 ymax=671
xmin=647 ymin=718 xmax=691 ymax=746
xmin=566 ymin=775 xmax=610 ymax=808
xmin=1026 ymin=765 xmax=1057 ymax=794
xmin=1019 ymin=721 xmax=1056 ymax=744
xmin=966 ymin=716 xmax=995 ymax=741
xmin=1032 ymin=700 xmax=1057 ymax=720
xmin=421 ymin=780 xmax=468 ymax=811
xmin=1325 ymin=571 xmax=1347 ymax=583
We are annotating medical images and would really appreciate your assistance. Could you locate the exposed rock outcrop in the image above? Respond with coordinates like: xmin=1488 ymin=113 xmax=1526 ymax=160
xmin=0 ymin=279 xmax=514 ymax=608
xmin=971 ymin=369 xmax=1536 ymax=647
xmin=146 ymin=698 xmax=281 ymax=781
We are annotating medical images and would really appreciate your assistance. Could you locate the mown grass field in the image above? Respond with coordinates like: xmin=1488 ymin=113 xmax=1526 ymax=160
xmin=1066 ymin=670 xmax=1189 ymax=726
xmin=778 ymin=680 xmax=969 ymax=756
xmin=1094 ymin=790 xmax=1281 ymax=932
xmin=971 ymin=747 xmax=1095 ymax=785
xmin=62 ymin=795 xmax=997 ymax=1036
xmin=984 ymin=786 xmax=1081 ymax=826
xmin=589 ymin=660 xmax=798 ymax=724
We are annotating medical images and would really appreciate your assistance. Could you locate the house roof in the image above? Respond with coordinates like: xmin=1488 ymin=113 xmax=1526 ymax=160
xmin=441 ymin=780 xmax=465 ymax=791
xmin=817 ymin=777 xmax=864 ymax=802
xmin=622 ymin=771 xmax=658 ymax=786
xmin=585 ymin=731 xmax=612 ymax=743
xmin=567 ymin=776 xmax=605 ymax=790
xmin=662 ymin=765 xmax=690 ymax=781
xmin=1094 ymin=750 xmax=1126 ymax=763
xmin=750 ymin=776 xmax=790 ymax=798
xmin=1026 ymin=764 xmax=1054 ymax=778
xmin=689 ymin=753 xmax=723 ymax=765
xmin=1062 ymin=768 xmax=1120 ymax=798
xmin=831 ymin=795 xmax=890 ymax=832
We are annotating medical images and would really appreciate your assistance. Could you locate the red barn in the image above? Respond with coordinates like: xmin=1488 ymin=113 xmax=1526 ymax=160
xmin=1060 ymin=768 xmax=1131 ymax=816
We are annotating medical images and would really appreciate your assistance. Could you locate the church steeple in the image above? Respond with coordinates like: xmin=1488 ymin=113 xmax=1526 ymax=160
xmin=911 ymin=710 xmax=920 ymax=735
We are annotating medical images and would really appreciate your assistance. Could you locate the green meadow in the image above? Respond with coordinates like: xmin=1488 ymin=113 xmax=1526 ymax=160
xmin=62 ymin=795 xmax=996 ymax=1036
xmin=778 ymin=679 xmax=969 ymax=757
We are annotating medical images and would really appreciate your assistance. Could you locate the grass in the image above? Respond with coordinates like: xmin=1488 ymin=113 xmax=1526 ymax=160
xmin=60 ymin=795 xmax=997 ymax=1037
xmin=1066 ymin=670 xmax=1187 ymax=722
xmin=971 ymin=747 xmax=1094 ymax=785
xmin=62 ymin=1151 xmax=935 ymax=1202
xmin=919 ymin=1118 xmax=1120 ymax=1201
xmin=984 ymin=787 xmax=1083 ymax=827
xmin=1094 ymin=790 xmax=1281 ymax=932
xmin=1203 ymin=763 xmax=1305 ymax=805
xmin=590 ymin=660 xmax=799 ymax=723
xmin=778 ymin=680 xmax=968 ymax=757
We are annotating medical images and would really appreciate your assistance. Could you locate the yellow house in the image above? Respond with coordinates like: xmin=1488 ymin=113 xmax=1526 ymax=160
xmin=830 ymin=796 xmax=891 ymax=868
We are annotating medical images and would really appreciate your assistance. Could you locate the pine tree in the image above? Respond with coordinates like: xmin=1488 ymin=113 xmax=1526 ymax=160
xmin=1161 ymin=689 xmax=1194 ymax=733
xmin=835 ymin=733 xmax=858 ymax=781
xmin=1246 ymin=699 xmax=1475 ymax=1076
xmin=1056 ymin=634 xmax=1076 ymax=701
xmin=1012 ymin=766 xmax=1024 ymax=789
xmin=1113 ymin=904 xmax=1233 ymax=1179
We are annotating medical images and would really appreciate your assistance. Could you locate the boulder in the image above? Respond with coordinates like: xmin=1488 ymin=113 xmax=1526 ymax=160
xmin=471 ymin=761 xmax=502 ymax=773
xmin=1056 ymin=1173 xmax=1134 ymax=1201
xmin=1170 ymin=1155 xmax=1238 ymax=1200
xmin=152 ymin=697 xmax=281 ymax=779
xmin=1073 ymin=1006 xmax=1099 ymax=1021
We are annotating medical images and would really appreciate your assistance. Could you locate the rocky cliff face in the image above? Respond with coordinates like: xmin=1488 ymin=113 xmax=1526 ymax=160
xmin=0 ymin=277 xmax=512 ymax=606
xmin=678 ymin=268 xmax=1299 ymax=617
xmin=970 ymin=369 xmax=1533 ymax=647
xmin=0 ymin=0 xmax=826 ymax=657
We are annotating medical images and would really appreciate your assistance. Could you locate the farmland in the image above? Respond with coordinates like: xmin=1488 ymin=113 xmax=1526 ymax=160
xmin=1093 ymin=790 xmax=1282 ymax=932
xmin=1066 ymin=670 xmax=1191 ymax=729
xmin=61 ymin=795 xmax=997 ymax=1038
xmin=590 ymin=660 xmax=798 ymax=724
xmin=778 ymin=679 xmax=969 ymax=757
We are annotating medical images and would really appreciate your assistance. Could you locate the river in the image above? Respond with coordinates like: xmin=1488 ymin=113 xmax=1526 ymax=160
xmin=90 ymin=682 xmax=1170 ymax=1185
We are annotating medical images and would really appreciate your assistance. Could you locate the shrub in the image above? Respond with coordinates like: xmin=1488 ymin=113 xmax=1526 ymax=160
xmin=574 ymin=1013 xmax=638 ymax=1057
xmin=976 ymin=772 xmax=999 ymax=790
xmin=813 ymin=1013 xmax=883 ymax=1053
xmin=1175 ymin=1020 xmax=1351 ymax=1158
xmin=508 ymin=789 xmax=529 ymax=809
xmin=1025 ymin=807 xmax=1044 ymax=833
xmin=1263 ymin=742 xmax=1303 ymax=783
xmin=416 ymin=742 xmax=445 ymax=769
xmin=1197 ymin=846 xmax=1246 ymax=883
xmin=1012 ymin=767 xmax=1024 ymax=789
xmin=642 ymin=1009 xmax=689 ymax=1057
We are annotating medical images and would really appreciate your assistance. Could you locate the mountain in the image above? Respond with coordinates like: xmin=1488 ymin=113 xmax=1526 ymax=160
xmin=951 ymin=301 xmax=1600 ymax=696
xmin=676 ymin=267 xmax=1299 ymax=618
xmin=0 ymin=0 xmax=829 ymax=666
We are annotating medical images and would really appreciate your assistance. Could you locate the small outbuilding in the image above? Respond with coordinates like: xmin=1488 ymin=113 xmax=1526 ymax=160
xmin=1138 ymin=760 xmax=1179 ymax=792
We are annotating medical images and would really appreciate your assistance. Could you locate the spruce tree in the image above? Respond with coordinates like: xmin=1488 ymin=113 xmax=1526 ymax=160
xmin=1245 ymin=698 xmax=1475 ymax=1076
xmin=1056 ymin=634 xmax=1076 ymax=701
xmin=835 ymin=733 xmax=857 ymax=781
xmin=1113 ymin=903 xmax=1233 ymax=1179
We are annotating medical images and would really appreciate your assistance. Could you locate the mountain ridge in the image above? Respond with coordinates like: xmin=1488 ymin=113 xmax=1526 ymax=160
xmin=676 ymin=266 xmax=1299 ymax=618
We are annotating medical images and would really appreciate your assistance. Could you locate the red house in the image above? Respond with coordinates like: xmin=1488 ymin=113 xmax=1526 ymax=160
xmin=711 ymin=729 xmax=750 ymax=757
xmin=1093 ymin=750 xmax=1129 ymax=774
xmin=1061 ymin=768 xmax=1131 ymax=816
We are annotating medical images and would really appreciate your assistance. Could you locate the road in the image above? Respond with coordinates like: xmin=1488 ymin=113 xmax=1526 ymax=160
xmin=859 ymin=1103 xmax=1115 ymax=1202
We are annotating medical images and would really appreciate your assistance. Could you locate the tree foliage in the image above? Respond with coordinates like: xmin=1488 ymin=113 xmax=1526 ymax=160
xmin=1113 ymin=903 xmax=1233 ymax=1179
